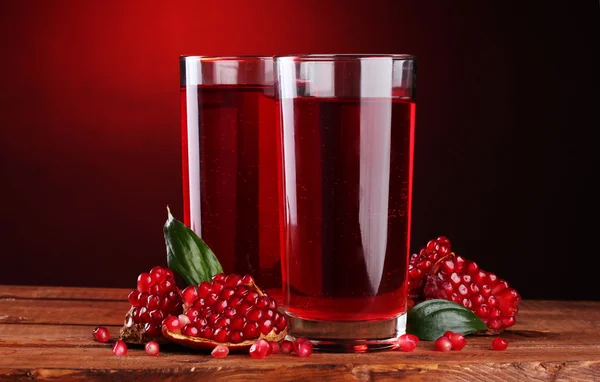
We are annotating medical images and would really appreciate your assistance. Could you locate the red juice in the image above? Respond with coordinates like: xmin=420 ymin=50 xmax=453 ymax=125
xmin=181 ymin=85 xmax=281 ymax=299
xmin=280 ymin=97 xmax=415 ymax=321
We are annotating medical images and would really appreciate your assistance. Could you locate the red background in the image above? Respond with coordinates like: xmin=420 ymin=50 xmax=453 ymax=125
xmin=0 ymin=1 xmax=597 ymax=299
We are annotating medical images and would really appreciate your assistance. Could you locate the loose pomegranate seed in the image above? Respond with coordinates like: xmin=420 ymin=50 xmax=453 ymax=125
xmin=92 ymin=326 xmax=110 ymax=343
xmin=294 ymin=339 xmax=313 ymax=357
xmin=182 ymin=286 xmax=199 ymax=304
xmin=112 ymin=340 xmax=128 ymax=356
xmin=435 ymin=336 xmax=452 ymax=352
xmin=212 ymin=344 xmax=229 ymax=358
xmin=137 ymin=272 xmax=154 ymax=293
xmin=145 ymin=341 xmax=160 ymax=356
xmin=280 ymin=340 xmax=294 ymax=354
xmin=269 ymin=341 xmax=280 ymax=354
xmin=491 ymin=337 xmax=509 ymax=351
xmin=443 ymin=331 xmax=454 ymax=337
xmin=163 ymin=315 xmax=181 ymax=332
xmin=397 ymin=334 xmax=418 ymax=352
xmin=249 ymin=339 xmax=270 ymax=359
xmin=448 ymin=333 xmax=466 ymax=350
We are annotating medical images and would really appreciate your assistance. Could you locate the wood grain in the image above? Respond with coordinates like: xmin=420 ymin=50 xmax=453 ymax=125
xmin=0 ymin=285 xmax=599 ymax=381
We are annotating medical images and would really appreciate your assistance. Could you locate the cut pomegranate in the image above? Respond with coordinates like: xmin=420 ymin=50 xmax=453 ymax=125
xmin=448 ymin=333 xmax=466 ymax=350
xmin=120 ymin=266 xmax=183 ymax=344
xmin=112 ymin=340 xmax=128 ymax=356
xmin=434 ymin=336 xmax=452 ymax=352
xmin=93 ymin=326 xmax=110 ymax=343
xmin=408 ymin=237 xmax=521 ymax=332
xmin=162 ymin=274 xmax=287 ymax=351
xmin=491 ymin=337 xmax=509 ymax=351
xmin=145 ymin=341 xmax=160 ymax=356
xmin=249 ymin=339 xmax=270 ymax=359
xmin=211 ymin=344 xmax=230 ymax=358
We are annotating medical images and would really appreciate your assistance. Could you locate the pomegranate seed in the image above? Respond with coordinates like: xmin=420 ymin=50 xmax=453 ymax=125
xmin=112 ymin=340 xmax=128 ymax=356
xmin=185 ymin=308 xmax=200 ymax=321
xmin=213 ymin=299 xmax=228 ymax=314
xmin=147 ymin=295 xmax=161 ymax=311
xmin=182 ymin=324 xmax=199 ymax=337
xmin=137 ymin=272 xmax=154 ymax=292
xmin=211 ymin=344 xmax=229 ymax=358
xmin=194 ymin=318 xmax=208 ymax=329
xmin=182 ymin=286 xmax=199 ymax=304
xmin=276 ymin=315 xmax=287 ymax=331
xmin=92 ymin=326 xmax=110 ymax=343
xmin=198 ymin=282 xmax=212 ymax=298
xmin=443 ymin=331 xmax=454 ymax=338
xmin=212 ymin=273 xmax=226 ymax=282
xmin=258 ymin=318 xmax=274 ymax=335
xmin=213 ymin=328 xmax=230 ymax=342
xmin=163 ymin=315 xmax=180 ymax=332
xmin=224 ymin=274 xmax=242 ymax=288
xmin=280 ymin=340 xmax=294 ymax=354
xmin=247 ymin=308 xmax=262 ymax=322
xmin=205 ymin=293 xmax=219 ymax=307
xmin=128 ymin=290 xmax=140 ymax=306
xmin=435 ymin=336 xmax=452 ymax=351
xmin=150 ymin=266 xmax=167 ymax=284
xmin=213 ymin=316 xmax=229 ymax=329
xmin=223 ymin=306 xmax=237 ymax=318
xmin=269 ymin=341 xmax=280 ymax=354
xmin=243 ymin=322 xmax=259 ymax=339
xmin=144 ymin=323 xmax=161 ymax=337
xmin=294 ymin=340 xmax=313 ymax=357
xmin=255 ymin=296 xmax=270 ymax=310
xmin=491 ymin=337 xmax=509 ymax=351
xmin=211 ymin=282 xmax=225 ymax=295
xmin=145 ymin=341 xmax=160 ymax=356
xmin=397 ymin=334 xmax=417 ymax=352
xmin=178 ymin=314 xmax=191 ymax=327
xmin=234 ymin=286 xmax=249 ymax=297
xmin=230 ymin=331 xmax=244 ymax=343
xmin=241 ymin=274 xmax=254 ymax=285
xmin=244 ymin=291 xmax=259 ymax=303
xmin=221 ymin=287 xmax=235 ymax=300
xmin=238 ymin=302 xmax=252 ymax=314
xmin=249 ymin=339 xmax=270 ymax=359
xmin=199 ymin=326 xmax=213 ymax=339
xmin=448 ymin=333 xmax=466 ymax=350
xmin=230 ymin=316 xmax=245 ymax=331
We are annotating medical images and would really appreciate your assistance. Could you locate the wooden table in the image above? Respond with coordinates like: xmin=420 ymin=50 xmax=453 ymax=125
xmin=0 ymin=285 xmax=599 ymax=381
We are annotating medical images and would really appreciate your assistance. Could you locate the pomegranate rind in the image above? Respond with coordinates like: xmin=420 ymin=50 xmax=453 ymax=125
xmin=162 ymin=325 xmax=287 ymax=351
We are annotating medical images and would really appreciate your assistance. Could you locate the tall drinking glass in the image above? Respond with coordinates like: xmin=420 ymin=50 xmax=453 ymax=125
xmin=180 ymin=56 xmax=282 ymax=300
xmin=275 ymin=54 xmax=416 ymax=351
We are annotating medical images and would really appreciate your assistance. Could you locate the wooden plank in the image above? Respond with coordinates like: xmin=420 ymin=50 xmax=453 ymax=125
xmin=0 ymin=347 xmax=598 ymax=381
xmin=0 ymin=285 xmax=129 ymax=301
xmin=0 ymin=300 xmax=130 ymax=326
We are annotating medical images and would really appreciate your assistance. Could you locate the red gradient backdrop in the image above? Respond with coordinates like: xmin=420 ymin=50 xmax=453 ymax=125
xmin=0 ymin=1 xmax=597 ymax=299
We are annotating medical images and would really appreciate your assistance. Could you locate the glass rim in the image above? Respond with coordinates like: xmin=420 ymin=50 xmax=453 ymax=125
xmin=180 ymin=55 xmax=273 ymax=62
xmin=274 ymin=54 xmax=416 ymax=62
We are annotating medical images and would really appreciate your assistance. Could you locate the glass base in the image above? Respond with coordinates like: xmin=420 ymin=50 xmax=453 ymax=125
xmin=285 ymin=312 xmax=406 ymax=353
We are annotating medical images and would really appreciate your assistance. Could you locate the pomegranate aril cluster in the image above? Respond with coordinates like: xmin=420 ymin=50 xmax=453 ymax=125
xmin=165 ymin=273 xmax=287 ymax=343
xmin=408 ymin=236 xmax=521 ymax=331
xmin=127 ymin=266 xmax=183 ymax=337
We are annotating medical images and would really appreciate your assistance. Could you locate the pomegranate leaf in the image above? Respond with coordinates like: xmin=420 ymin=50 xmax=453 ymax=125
xmin=163 ymin=207 xmax=223 ymax=286
xmin=406 ymin=299 xmax=487 ymax=340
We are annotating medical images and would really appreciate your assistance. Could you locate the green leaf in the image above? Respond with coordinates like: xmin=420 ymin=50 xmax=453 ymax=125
xmin=406 ymin=299 xmax=487 ymax=340
xmin=163 ymin=207 xmax=223 ymax=286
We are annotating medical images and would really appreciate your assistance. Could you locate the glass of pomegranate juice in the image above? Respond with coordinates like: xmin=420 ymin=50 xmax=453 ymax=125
xmin=275 ymin=54 xmax=416 ymax=351
xmin=180 ymin=56 xmax=282 ymax=301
